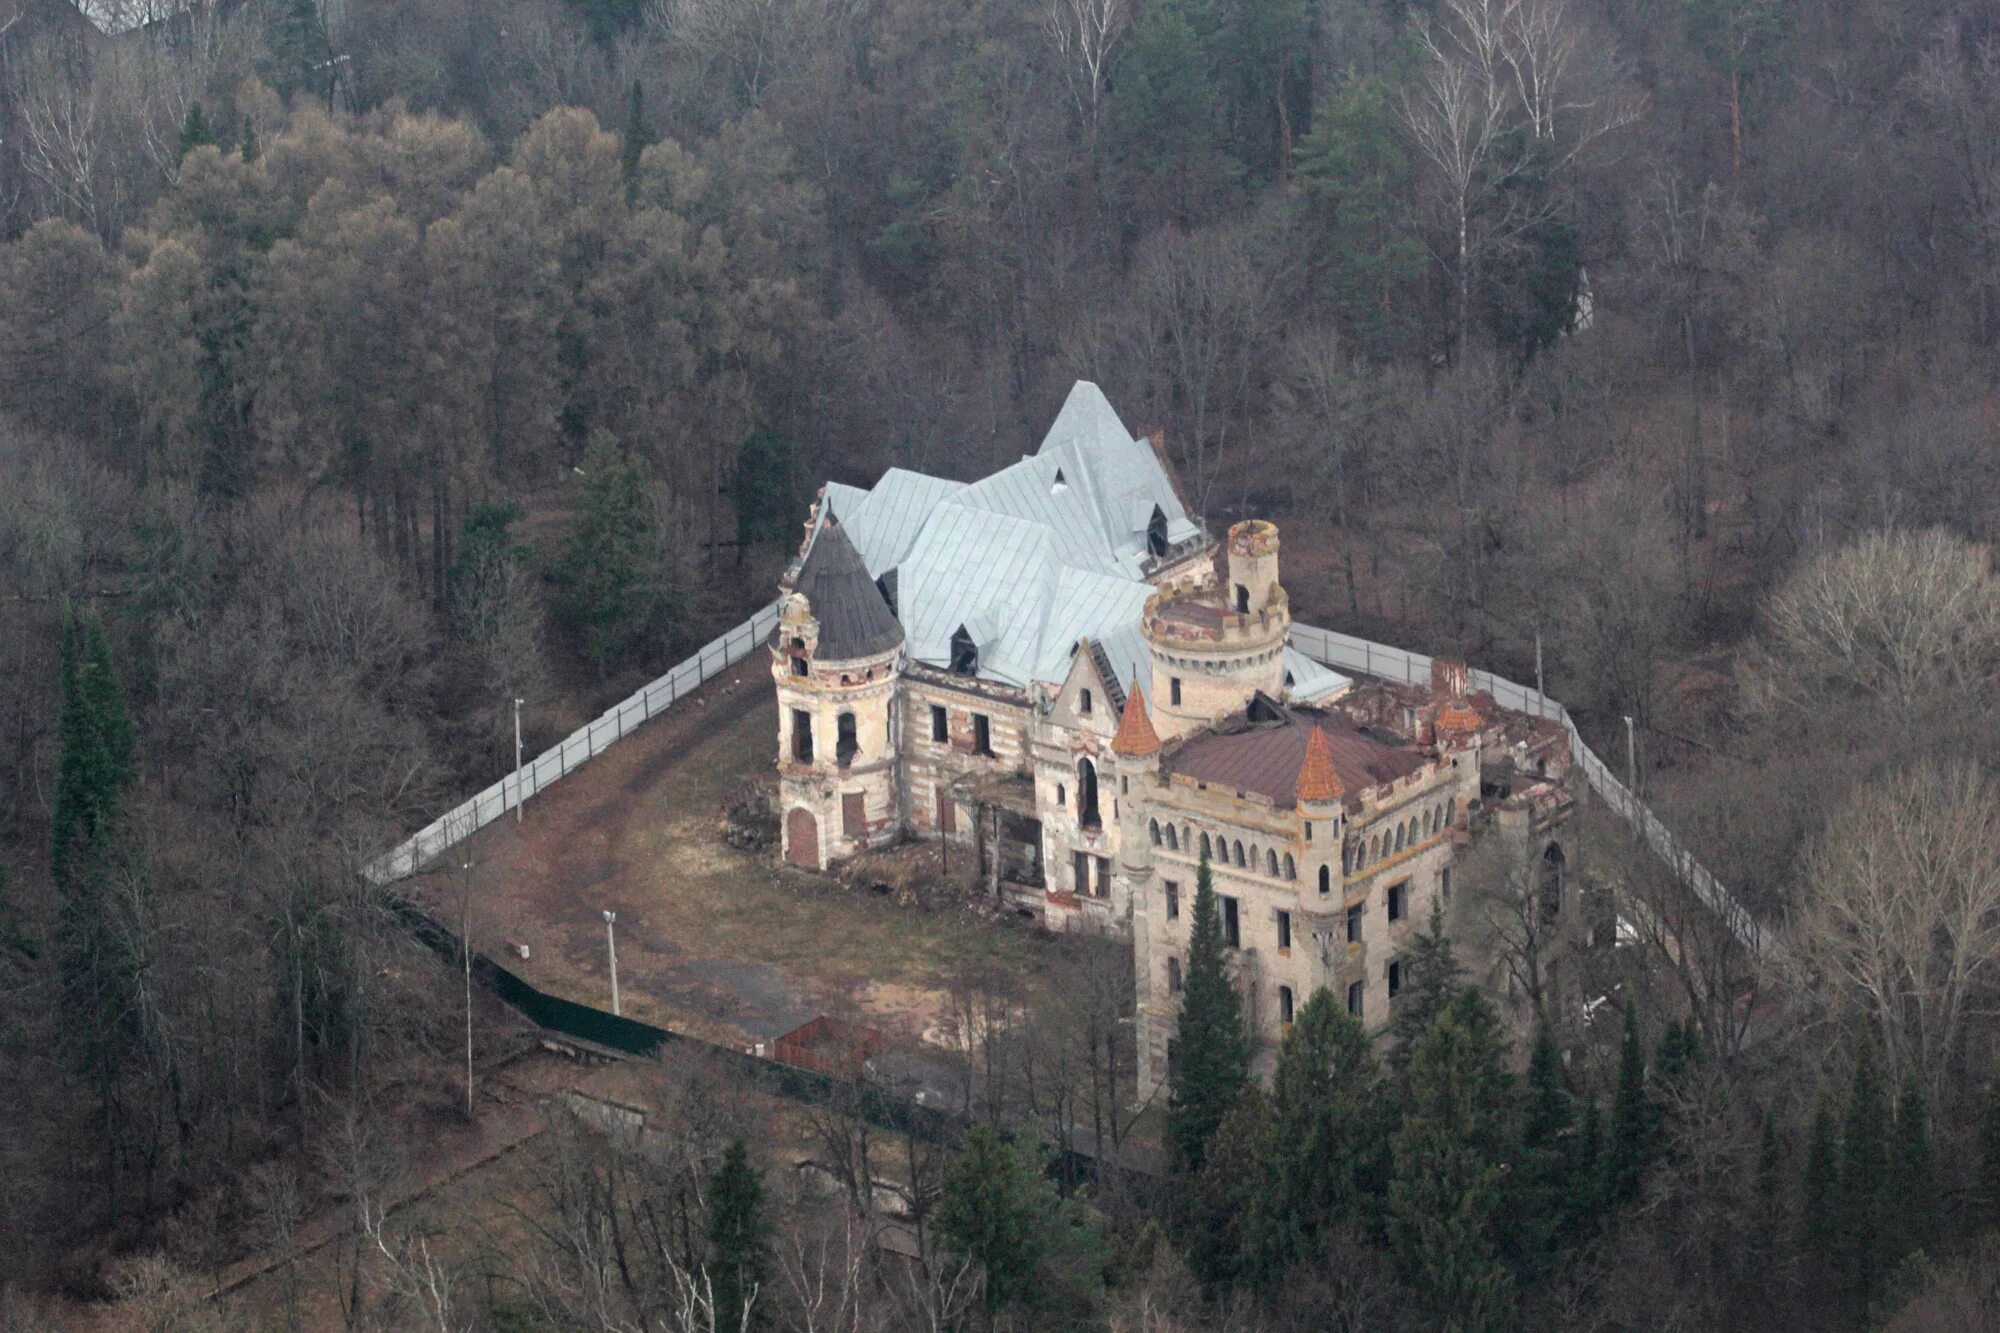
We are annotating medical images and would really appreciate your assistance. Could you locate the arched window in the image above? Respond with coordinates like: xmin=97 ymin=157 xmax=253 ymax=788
xmin=1408 ymin=817 xmax=1419 ymax=845
xmin=1318 ymin=865 xmax=1332 ymax=895
xmin=1077 ymin=758 xmax=1100 ymax=829
xmin=836 ymin=711 xmax=858 ymax=767
xmin=1266 ymin=849 xmax=1278 ymax=877
xmin=1200 ymin=833 xmax=1212 ymax=860
xmin=1343 ymin=845 xmax=1353 ymax=874
xmin=1423 ymin=810 xmax=1433 ymax=836
xmin=1235 ymin=584 xmax=1250 ymax=613
xmin=1166 ymin=824 xmax=1180 ymax=851
xmin=1233 ymin=840 xmax=1246 ymax=867
xmin=1283 ymin=853 xmax=1296 ymax=880
xmin=1436 ymin=803 xmax=1446 ymax=830
xmin=1056 ymin=784 xmax=1065 ymax=807
xmin=1149 ymin=819 xmax=1161 ymax=846
xmin=1540 ymin=844 xmax=1567 ymax=924
xmin=1080 ymin=688 xmax=1093 ymax=715
xmin=1394 ymin=826 xmax=1405 ymax=852
xmin=1445 ymin=798 xmax=1455 ymax=825
xmin=1370 ymin=835 xmax=1380 ymax=861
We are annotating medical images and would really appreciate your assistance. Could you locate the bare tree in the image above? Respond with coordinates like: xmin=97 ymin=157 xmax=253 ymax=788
xmin=1792 ymin=760 xmax=2000 ymax=1103
xmin=5 ymin=32 xmax=105 ymax=232
xmin=1042 ymin=0 xmax=1127 ymax=144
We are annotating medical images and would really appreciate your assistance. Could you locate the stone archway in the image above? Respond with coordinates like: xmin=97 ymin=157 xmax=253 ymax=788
xmin=786 ymin=807 xmax=820 ymax=868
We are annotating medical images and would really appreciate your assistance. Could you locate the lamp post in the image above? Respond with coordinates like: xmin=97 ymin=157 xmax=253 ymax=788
xmin=513 ymin=697 xmax=525 ymax=824
xmin=603 ymin=910 xmax=620 ymax=1016
xmin=1623 ymin=715 xmax=1638 ymax=800
xmin=460 ymin=858 xmax=475 ymax=1121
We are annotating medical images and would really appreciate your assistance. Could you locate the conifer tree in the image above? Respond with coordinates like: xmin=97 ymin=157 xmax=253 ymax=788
xmin=1753 ymin=1109 xmax=1785 ymax=1243
xmin=1605 ymin=1001 xmax=1653 ymax=1206
xmin=1565 ymin=1094 xmax=1604 ymax=1244
xmin=1389 ymin=895 xmax=1465 ymax=1082
xmin=1511 ymin=1024 xmax=1576 ymax=1279
xmin=1801 ymin=1098 xmax=1839 ymax=1257
xmin=52 ymin=614 xmax=134 ymax=889
xmin=1389 ymin=989 xmax=1514 ymax=1331
xmin=177 ymin=103 xmax=216 ymax=163
xmin=240 ymin=120 xmax=261 ymax=163
xmin=707 ymin=1138 xmax=766 ymax=1330
xmin=1241 ymin=988 xmax=1386 ymax=1288
xmin=1887 ymin=1074 xmax=1937 ymax=1261
xmin=621 ymin=81 xmax=652 ymax=205
xmin=1978 ymin=1063 xmax=2000 ymax=1234
xmin=936 ymin=1128 xmax=1052 ymax=1317
xmin=1836 ymin=1042 xmax=1889 ymax=1312
xmin=1183 ymin=1088 xmax=1266 ymax=1291
xmin=555 ymin=433 xmax=668 ymax=672
xmin=1168 ymin=844 xmax=1249 ymax=1173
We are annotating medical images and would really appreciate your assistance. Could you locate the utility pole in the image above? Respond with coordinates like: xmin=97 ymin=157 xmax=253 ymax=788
xmin=1623 ymin=715 xmax=1638 ymax=801
xmin=602 ymin=910 xmax=620 ymax=1016
xmin=513 ymin=697 xmax=525 ymax=824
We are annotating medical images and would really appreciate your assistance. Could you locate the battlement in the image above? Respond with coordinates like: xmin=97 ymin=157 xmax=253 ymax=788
xmin=1142 ymin=582 xmax=1292 ymax=649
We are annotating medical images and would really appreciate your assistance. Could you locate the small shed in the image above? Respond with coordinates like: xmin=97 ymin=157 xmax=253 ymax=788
xmin=771 ymin=1016 xmax=883 ymax=1079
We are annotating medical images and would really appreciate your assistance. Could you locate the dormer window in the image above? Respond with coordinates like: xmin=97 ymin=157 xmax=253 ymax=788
xmin=1052 ymin=467 xmax=1067 ymax=491
xmin=1147 ymin=505 xmax=1168 ymax=559
xmin=950 ymin=626 xmax=978 ymax=676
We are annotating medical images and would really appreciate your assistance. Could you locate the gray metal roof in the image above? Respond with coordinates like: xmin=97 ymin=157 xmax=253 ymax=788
xmin=789 ymin=518 xmax=905 ymax=660
xmin=800 ymin=382 xmax=1348 ymax=698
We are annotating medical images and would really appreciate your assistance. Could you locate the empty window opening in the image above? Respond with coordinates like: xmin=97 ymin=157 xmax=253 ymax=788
xmin=1080 ymin=688 xmax=1093 ymax=715
xmin=930 ymin=704 xmax=948 ymax=742
xmin=950 ymin=625 xmax=978 ymax=675
xmin=1346 ymin=903 xmax=1363 ymax=943
xmin=836 ymin=711 xmax=858 ymax=767
xmin=1168 ymin=957 xmax=1183 ymax=994
xmin=1319 ymin=865 xmax=1332 ymax=895
xmin=790 ymin=655 xmax=808 ymax=676
xmin=1348 ymin=981 xmax=1365 ymax=1017
xmin=1149 ymin=819 xmax=1161 ymax=846
xmin=1265 ymin=849 xmax=1278 ymax=876
xmin=791 ymin=709 xmax=814 ymax=763
xmin=1388 ymin=959 xmax=1405 ymax=997
xmin=1235 ymin=583 xmax=1250 ymax=613
xmin=1147 ymin=505 xmax=1168 ymax=558
xmin=1233 ymin=840 xmax=1246 ymax=867
xmin=1166 ymin=824 xmax=1180 ymax=851
xmin=1540 ymin=843 xmax=1567 ymax=924
xmin=1170 ymin=677 xmax=1182 ymax=706
xmin=1095 ymin=856 xmax=1112 ymax=898
xmin=1276 ymin=910 xmax=1292 ymax=951
xmin=1200 ymin=833 xmax=1212 ymax=860
xmin=1166 ymin=881 xmax=1181 ymax=919
xmin=1221 ymin=895 xmax=1241 ymax=948
xmin=972 ymin=713 xmax=994 ymax=757
xmin=1279 ymin=985 xmax=1295 ymax=1025
xmin=1388 ymin=881 xmax=1410 ymax=921
xmin=1077 ymin=758 xmax=1101 ymax=828
xmin=1284 ymin=853 xmax=1296 ymax=880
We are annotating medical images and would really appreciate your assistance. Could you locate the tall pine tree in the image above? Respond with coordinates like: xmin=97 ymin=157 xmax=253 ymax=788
xmin=1241 ymin=988 xmax=1387 ymax=1288
xmin=1168 ymin=844 xmax=1249 ymax=1173
xmin=1801 ymin=1098 xmax=1839 ymax=1257
xmin=706 ymin=1138 xmax=766 ymax=1331
xmin=1510 ymin=1024 xmax=1577 ymax=1280
xmin=555 ymin=433 xmax=669 ymax=672
xmin=52 ymin=613 xmax=134 ymax=889
xmin=1836 ymin=1041 xmax=1889 ymax=1314
xmin=936 ymin=1128 xmax=1052 ymax=1317
xmin=1886 ymin=1073 xmax=1937 ymax=1262
xmin=1604 ymin=1001 xmax=1654 ymax=1206
xmin=1389 ymin=895 xmax=1465 ymax=1083
xmin=1388 ymin=989 xmax=1514 ymax=1332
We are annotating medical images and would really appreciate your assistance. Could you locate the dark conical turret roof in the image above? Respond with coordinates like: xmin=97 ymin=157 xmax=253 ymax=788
xmin=793 ymin=517 xmax=905 ymax=660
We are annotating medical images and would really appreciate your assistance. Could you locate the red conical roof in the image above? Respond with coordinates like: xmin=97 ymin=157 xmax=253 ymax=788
xmin=1111 ymin=684 xmax=1162 ymax=757
xmin=1295 ymin=725 xmax=1346 ymax=804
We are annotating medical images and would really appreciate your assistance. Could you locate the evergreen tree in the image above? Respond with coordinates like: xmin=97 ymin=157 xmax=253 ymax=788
xmin=52 ymin=614 xmax=134 ymax=889
xmin=1753 ymin=1109 xmax=1785 ymax=1243
xmin=1107 ymin=0 xmax=1222 ymax=218
xmin=1389 ymin=895 xmax=1465 ymax=1082
xmin=1213 ymin=0 xmax=1313 ymax=184
xmin=621 ymin=81 xmax=652 ymax=206
xmin=1167 ymin=844 xmax=1249 ymax=1173
xmin=1292 ymin=74 xmax=1423 ymax=359
xmin=1836 ymin=1040 xmax=1889 ymax=1312
xmin=936 ymin=1128 xmax=1051 ymax=1317
xmin=1565 ymin=1094 xmax=1604 ymax=1244
xmin=707 ymin=1138 xmax=766 ymax=1330
xmin=1241 ymin=989 xmax=1387 ymax=1288
xmin=1510 ymin=1024 xmax=1576 ymax=1279
xmin=240 ymin=120 xmax=261 ymax=163
xmin=1604 ymin=1001 xmax=1653 ymax=1206
xmin=1979 ymin=1063 xmax=2000 ymax=1234
xmin=1183 ymin=1088 xmax=1267 ymax=1291
xmin=177 ymin=103 xmax=216 ymax=163
xmin=1801 ymin=1098 xmax=1839 ymax=1258
xmin=264 ymin=0 xmax=331 ymax=99
xmin=1388 ymin=989 xmax=1514 ymax=1331
xmin=1886 ymin=1074 xmax=1937 ymax=1262
xmin=554 ymin=433 xmax=668 ymax=672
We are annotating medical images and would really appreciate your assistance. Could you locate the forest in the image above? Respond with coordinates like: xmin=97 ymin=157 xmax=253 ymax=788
xmin=4 ymin=0 xmax=2000 ymax=1326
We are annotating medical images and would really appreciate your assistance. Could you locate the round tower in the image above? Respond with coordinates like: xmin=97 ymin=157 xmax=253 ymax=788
xmin=1144 ymin=520 xmax=1292 ymax=740
xmin=771 ymin=518 xmax=905 ymax=870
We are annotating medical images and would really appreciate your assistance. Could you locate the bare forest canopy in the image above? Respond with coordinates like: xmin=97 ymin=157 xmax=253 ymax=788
xmin=7 ymin=0 xmax=2000 ymax=1327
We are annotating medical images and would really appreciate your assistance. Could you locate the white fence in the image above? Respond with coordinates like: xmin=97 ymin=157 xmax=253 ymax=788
xmin=1289 ymin=622 xmax=1772 ymax=961
xmin=363 ymin=602 xmax=782 ymax=885
xmin=361 ymin=600 xmax=1768 ymax=961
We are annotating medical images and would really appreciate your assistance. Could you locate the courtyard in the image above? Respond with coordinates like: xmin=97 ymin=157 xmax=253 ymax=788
xmin=404 ymin=662 xmax=1055 ymax=1056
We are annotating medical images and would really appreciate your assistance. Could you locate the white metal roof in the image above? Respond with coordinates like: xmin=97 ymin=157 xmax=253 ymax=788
xmin=804 ymin=381 xmax=1348 ymax=698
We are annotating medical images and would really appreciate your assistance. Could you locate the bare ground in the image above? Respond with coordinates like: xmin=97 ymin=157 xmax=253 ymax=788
xmin=404 ymin=664 xmax=1049 ymax=1053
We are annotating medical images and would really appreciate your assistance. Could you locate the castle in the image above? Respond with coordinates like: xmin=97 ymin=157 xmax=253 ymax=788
xmin=770 ymin=383 xmax=1573 ymax=1085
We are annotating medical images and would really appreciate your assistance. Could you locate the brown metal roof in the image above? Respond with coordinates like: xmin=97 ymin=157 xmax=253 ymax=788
xmin=1164 ymin=707 xmax=1427 ymax=808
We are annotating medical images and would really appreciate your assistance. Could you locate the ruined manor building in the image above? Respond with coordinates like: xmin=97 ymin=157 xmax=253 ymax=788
xmin=770 ymin=383 xmax=1571 ymax=1084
